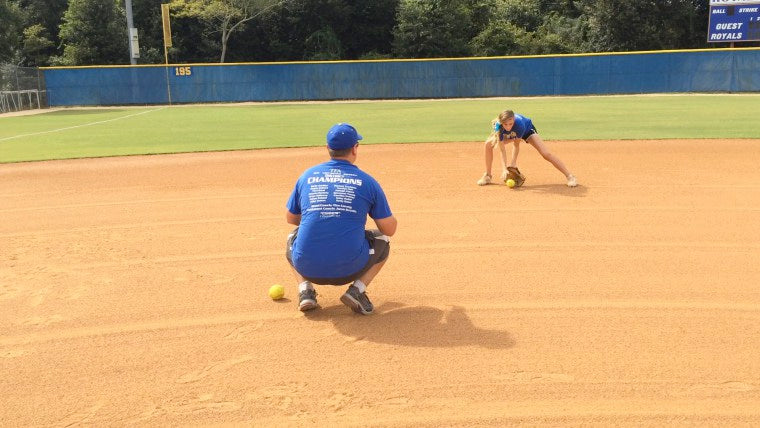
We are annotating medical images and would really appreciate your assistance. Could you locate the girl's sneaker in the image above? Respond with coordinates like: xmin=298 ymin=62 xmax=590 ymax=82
xmin=477 ymin=173 xmax=492 ymax=186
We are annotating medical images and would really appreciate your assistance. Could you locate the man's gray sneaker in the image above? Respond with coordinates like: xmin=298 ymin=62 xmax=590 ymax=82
xmin=298 ymin=289 xmax=317 ymax=311
xmin=340 ymin=285 xmax=374 ymax=314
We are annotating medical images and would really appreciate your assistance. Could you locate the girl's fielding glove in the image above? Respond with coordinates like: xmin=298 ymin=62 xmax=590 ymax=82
xmin=506 ymin=167 xmax=526 ymax=187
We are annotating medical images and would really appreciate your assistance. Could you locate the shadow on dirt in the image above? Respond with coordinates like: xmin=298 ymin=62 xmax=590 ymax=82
xmin=519 ymin=184 xmax=588 ymax=197
xmin=305 ymin=303 xmax=515 ymax=349
xmin=485 ymin=182 xmax=588 ymax=197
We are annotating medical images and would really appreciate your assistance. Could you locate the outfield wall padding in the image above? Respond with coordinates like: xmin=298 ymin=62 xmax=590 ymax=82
xmin=42 ymin=49 xmax=760 ymax=106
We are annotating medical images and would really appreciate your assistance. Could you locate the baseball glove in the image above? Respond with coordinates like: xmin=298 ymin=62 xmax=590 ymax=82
xmin=506 ymin=166 xmax=526 ymax=187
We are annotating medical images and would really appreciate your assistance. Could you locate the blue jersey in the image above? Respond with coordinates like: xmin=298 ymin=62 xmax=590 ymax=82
xmin=286 ymin=159 xmax=393 ymax=278
xmin=498 ymin=113 xmax=535 ymax=141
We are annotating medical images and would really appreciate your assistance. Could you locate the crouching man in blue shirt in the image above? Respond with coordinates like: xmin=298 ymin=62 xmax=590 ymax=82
xmin=286 ymin=123 xmax=398 ymax=315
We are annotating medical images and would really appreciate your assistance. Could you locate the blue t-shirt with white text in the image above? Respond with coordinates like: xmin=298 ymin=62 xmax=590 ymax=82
xmin=286 ymin=159 xmax=393 ymax=278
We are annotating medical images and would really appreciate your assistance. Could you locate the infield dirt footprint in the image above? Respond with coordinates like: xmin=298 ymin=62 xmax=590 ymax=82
xmin=56 ymin=399 xmax=105 ymax=426
xmin=176 ymin=354 xmax=253 ymax=384
xmin=223 ymin=322 xmax=264 ymax=341
xmin=493 ymin=371 xmax=575 ymax=383
xmin=129 ymin=394 xmax=240 ymax=424
xmin=687 ymin=381 xmax=756 ymax=396
xmin=325 ymin=391 xmax=354 ymax=411
xmin=1 ymin=348 xmax=29 ymax=358
xmin=245 ymin=382 xmax=308 ymax=411
xmin=19 ymin=314 xmax=66 ymax=328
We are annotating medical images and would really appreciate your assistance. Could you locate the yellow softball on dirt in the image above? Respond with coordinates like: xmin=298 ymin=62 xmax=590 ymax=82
xmin=268 ymin=284 xmax=285 ymax=300
xmin=506 ymin=178 xmax=516 ymax=188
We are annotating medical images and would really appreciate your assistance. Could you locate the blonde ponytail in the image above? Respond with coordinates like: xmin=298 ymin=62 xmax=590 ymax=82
xmin=487 ymin=117 xmax=500 ymax=147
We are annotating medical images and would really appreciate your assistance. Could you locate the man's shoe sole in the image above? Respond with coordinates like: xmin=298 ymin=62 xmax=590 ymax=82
xmin=299 ymin=299 xmax=317 ymax=311
xmin=340 ymin=294 xmax=372 ymax=315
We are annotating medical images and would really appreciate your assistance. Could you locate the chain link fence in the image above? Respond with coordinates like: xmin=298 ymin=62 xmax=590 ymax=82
xmin=1 ymin=64 xmax=48 ymax=114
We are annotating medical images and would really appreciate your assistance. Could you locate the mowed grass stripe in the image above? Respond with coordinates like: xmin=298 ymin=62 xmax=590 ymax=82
xmin=1 ymin=94 xmax=758 ymax=163
xmin=0 ymin=108 xmax=166 ymax=143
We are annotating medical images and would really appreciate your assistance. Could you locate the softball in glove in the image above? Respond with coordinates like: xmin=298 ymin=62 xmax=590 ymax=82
xmin=506 ymin=166 xmax=526 ymax=187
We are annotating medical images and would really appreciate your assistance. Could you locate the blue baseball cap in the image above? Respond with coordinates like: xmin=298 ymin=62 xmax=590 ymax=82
xmin=326 ymin=123 xmax=362 ymax=150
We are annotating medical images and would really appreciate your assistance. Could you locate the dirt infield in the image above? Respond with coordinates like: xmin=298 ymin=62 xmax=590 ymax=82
xmin=2 ymin=139 xmax=760 ymax=426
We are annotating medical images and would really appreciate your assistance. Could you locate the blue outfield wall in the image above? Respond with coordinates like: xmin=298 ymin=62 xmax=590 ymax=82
xmin=43 ymin=48 xmax=760 ymax=106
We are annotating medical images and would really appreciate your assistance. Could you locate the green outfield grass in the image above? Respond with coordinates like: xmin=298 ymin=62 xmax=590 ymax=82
xmin=1 ymin=94 xmax=758 ymax=163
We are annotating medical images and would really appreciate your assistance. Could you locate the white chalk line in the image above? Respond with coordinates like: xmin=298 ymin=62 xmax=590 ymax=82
xmin=0 ymin=107 xmax=166 ymax=142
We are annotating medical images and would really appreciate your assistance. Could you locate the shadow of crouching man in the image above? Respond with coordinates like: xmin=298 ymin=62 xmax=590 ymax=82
xmin=306 ymin=303 xmax=515 ymax=350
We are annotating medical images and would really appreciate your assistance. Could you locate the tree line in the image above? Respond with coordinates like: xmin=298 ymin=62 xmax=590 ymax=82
xmin=1 ymin=0 xmax=739 ymax=68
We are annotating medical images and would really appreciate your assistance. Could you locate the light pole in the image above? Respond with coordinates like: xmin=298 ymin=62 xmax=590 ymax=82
xmin=126 ymin=0 xmax=139 ymax=64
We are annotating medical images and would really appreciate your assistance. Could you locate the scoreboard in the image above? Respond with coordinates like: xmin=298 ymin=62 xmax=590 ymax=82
xmin=708 ymin=0 xmax=760 ymax=42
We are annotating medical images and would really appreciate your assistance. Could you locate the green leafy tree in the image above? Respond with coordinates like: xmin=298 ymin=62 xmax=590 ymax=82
xmin=392 ymin=0 xmax=475 ymax=58
xmin=54 ymin=0 xmax=127 ymax=65
xmin=303 ymin=27 xmax=342 ymax=60
xmin=169 ymin=0 xmax=282 ymax=63
xmin=231 ymin=0 xmax=355 ymax=62
xmin=470 ymin=21 xmax=527 ymax=56
xmin=231 ymin=0 xmax=306 ymax=62
xmin=0 ymin=0 xmax=24 ymax=63
xmin=164 ymin=4 xmax=220 ymax=63
xmin=577 ymin=0 xmax=710 ymax=52
xmin=536 ymin=0 xmax=582 ymax=17
xmin=3 ymin=0 xmax=718 ymax=66
xmin=296 ymin=0 xmax=350 ymax=61
xmin=341 ymin=0 xmax=399 ymax=59
xmin=660 ymin=0 xmax=710 ymax=49
xmin=530 ymin=12 xmax=586 ymax=54
xmin=21 ymin=24 xmax=55 ymax=66
xmin=291 ymin=0 xmax=399 ymax=61
xmin=469 ymin=0 xmax=583 ymax=56
xmin=16 ymin=0 xmax=68 ymax=65
xmin=494 ymin=0 xmax=542 ymax=32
